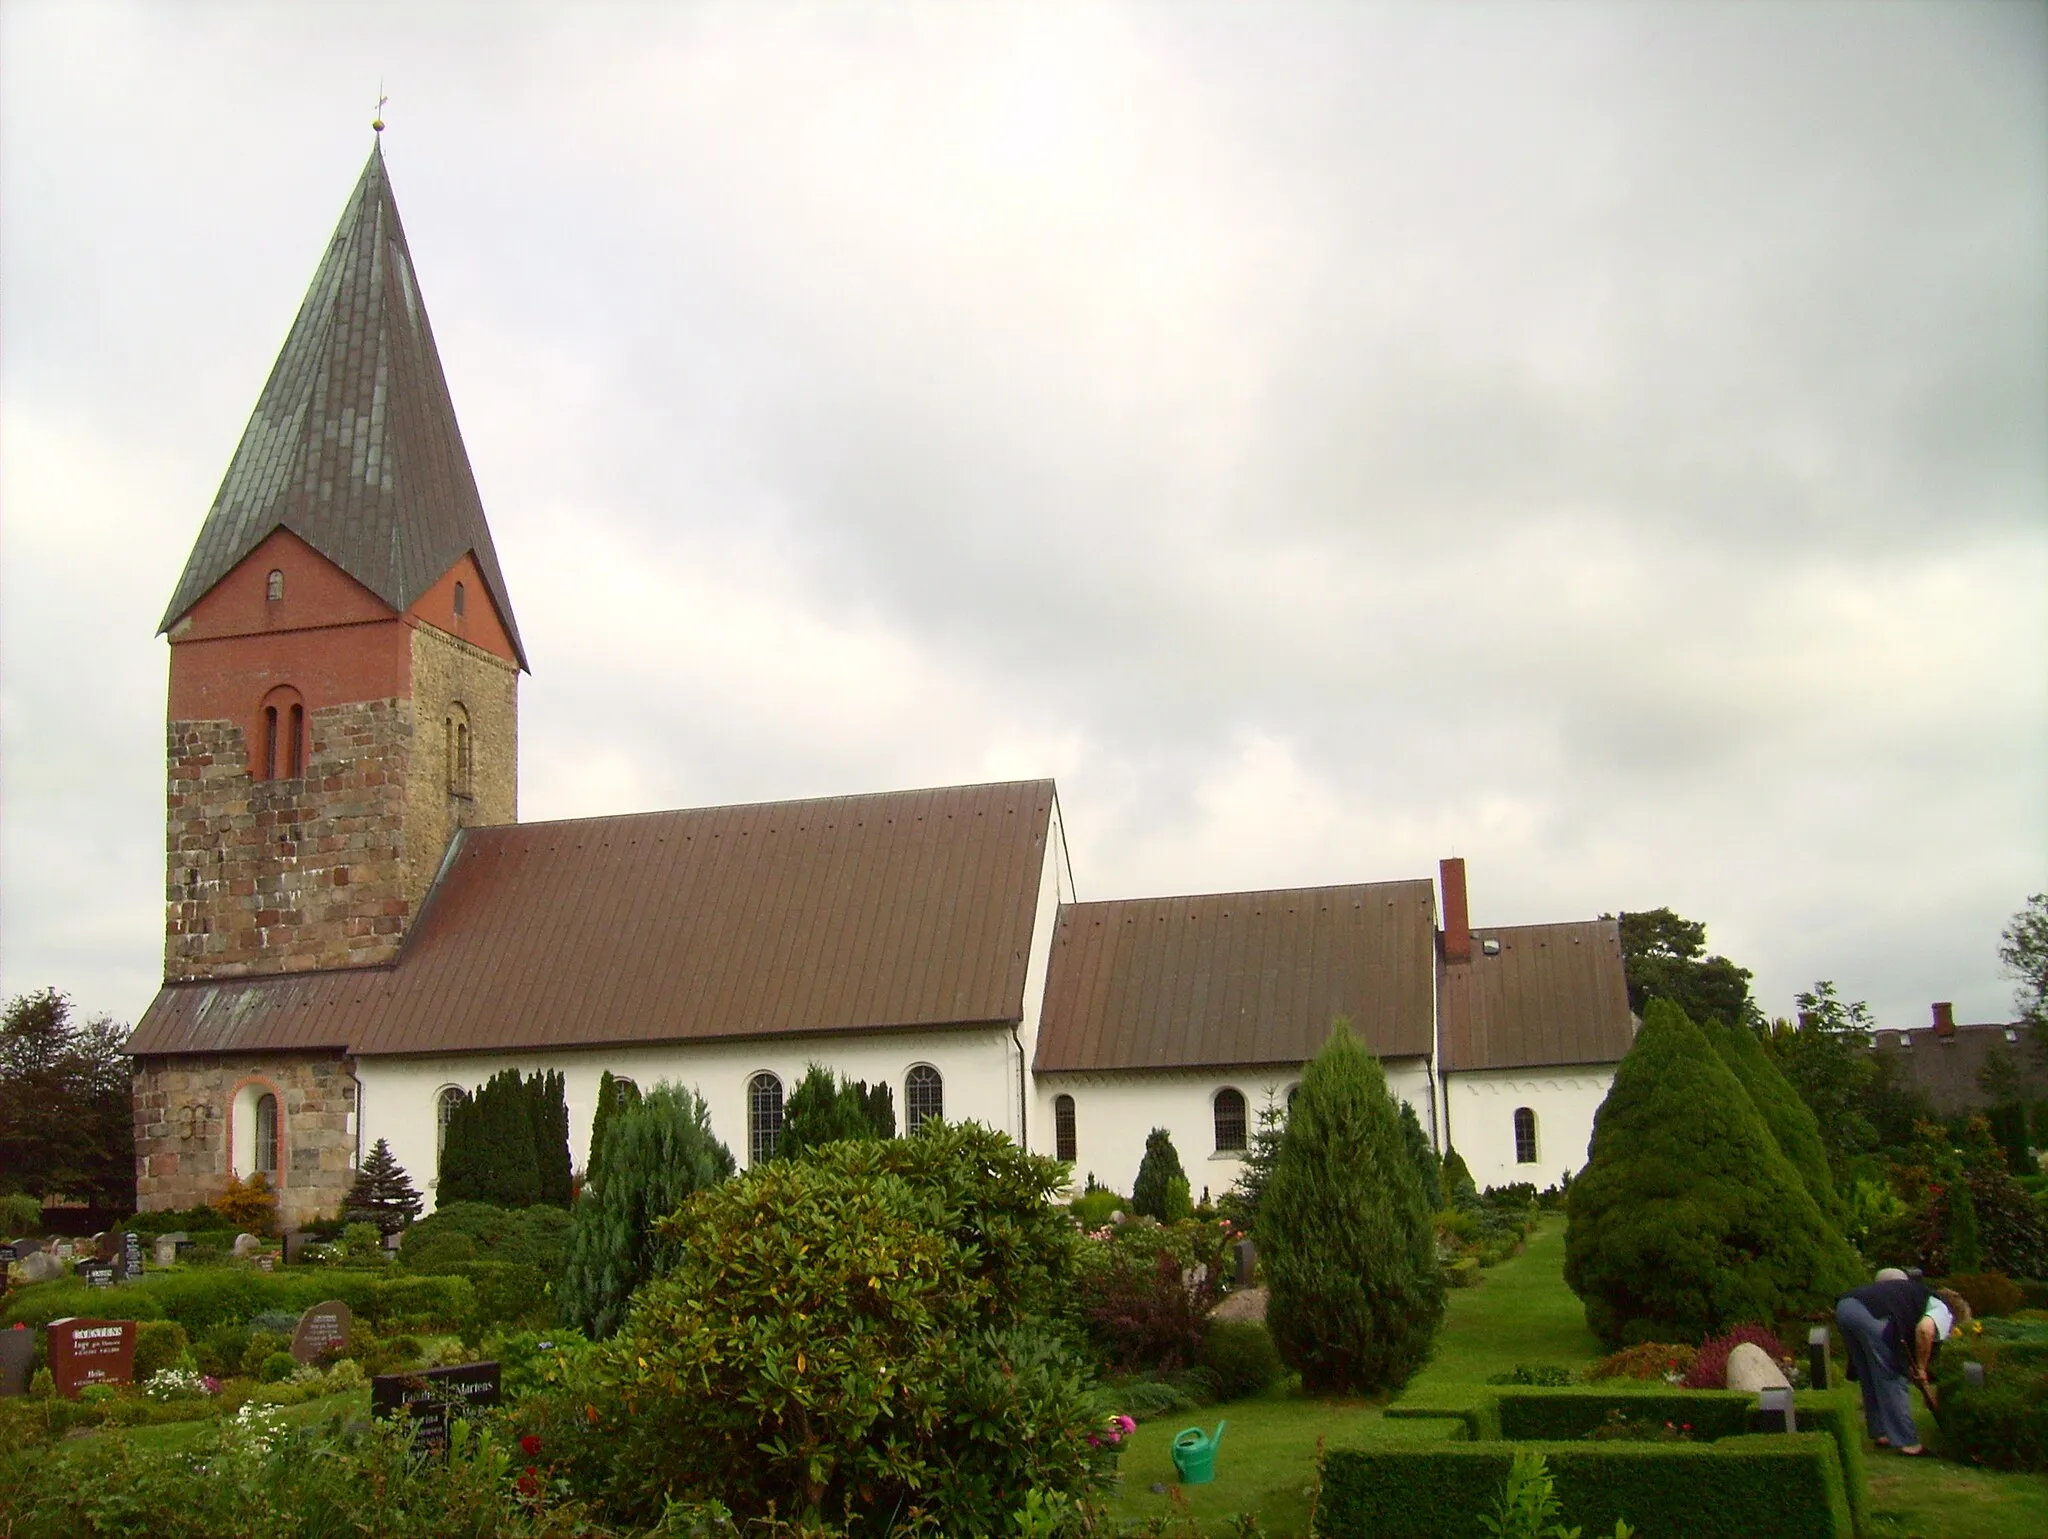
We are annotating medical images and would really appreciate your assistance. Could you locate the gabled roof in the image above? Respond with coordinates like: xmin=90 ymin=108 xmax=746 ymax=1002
xmin=127 ymin=781 xmax=1055 ymax=1057
xmin=1869 ymin=1021 xmax=2044 ymax=1116
xmin=1034 ymin=881 xmax=1438 ymax=1073
xmin=1436 ymin=919 xmax=1635 ymax=1072
xmin=160 ymin=143 xmax=526 ymax=668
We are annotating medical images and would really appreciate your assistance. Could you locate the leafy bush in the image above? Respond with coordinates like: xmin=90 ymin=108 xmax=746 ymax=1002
xmin=194 ymin=1322 xmax=251 ymax=1379
xmin=397 ymin=1201 xmax=571 ymax=1273
xmin=1070 ymin=1180 xmax=1125 ymax=1229
xmin=1946 ymin=1271 xmax=2025 ymax=1318
xmin=256 ymin=1351 xmax=297 ymax=1384
xmin=1583 ymin=1343 xmax=1698 ymax=1383
xmin=131 ymin=1320 xmax=191 ymax=1381
xmin=239 ymin=1332 xmax=290 ymax=1377
xmin=1937 ymin=1342 xmax=2048 ymax=1470
xmin=1074 ymin=1218 xmax=1230 ymax=1373
xmin=1 ymin=1192 xmax=42 ymax=1234
xmin=559 ymin=1082 xmax=733 ymax=1339
xmin=1488 ymin=1364 xmax=1575 ymax=1387
xmin=1132 ymin=1128 xmax=1190 ymax=1223
xmin=209 ymin=1173 xmax=277 ymax=1236
xmin=545 ymin=1121 xmax=1100 ymax=1535
xmin=1259 ymin=1021 xmax=1444 ymax=1394
xmin=3 ymin=1268 xmax=474 ymax=1338
xmin=1199 ymin=1319 xmax=1282 ymax=1400
xmin=1682 ymin=1324 xmax=1790 ymax=1391
xmin=1114 ymin=1377 xmax=1202 ymax=1421
xmin=1565 ymin=1001 xmax=1864 ymax=1349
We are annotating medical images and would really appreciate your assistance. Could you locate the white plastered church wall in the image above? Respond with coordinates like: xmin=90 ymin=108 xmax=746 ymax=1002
xmin=1439 ymin=1066 xmax=1614 ymax=1192
xmin=1033 ymin=1058 xmax=1436 ymax=1200
xmin=359 ymin=1025 xmax=1021 ymax=1213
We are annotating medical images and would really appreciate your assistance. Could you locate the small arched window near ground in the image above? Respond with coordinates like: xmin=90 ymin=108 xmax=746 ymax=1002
xmin=749 ymin=1072 xmax=784 ymax=1166
xmin=1054 ymin=1094 xmax=1077 ymax=1163
xmin=254 ymin=1093 xmax=281 ymax=1176
xmin=1513 ymin=1106 xmax=1539 ymax=1165
xmin=1213 ymin=1087 xmax=1248 ymax=1153
xmin=266 ymin=569 xmax=285 ymax=601
xmin=453 ymin=580 xmax=467 ymax=618
xmin=905 ymin=1064 xmax=944 ymax=1134
xmin=437 ymin=1086 xmax=469 ymax=1165
xmin=256 ymin=685 xmax=307 ymax=780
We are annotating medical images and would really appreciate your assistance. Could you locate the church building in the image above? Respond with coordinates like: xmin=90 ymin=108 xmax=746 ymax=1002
xmin=126 ymin=145 xmax=1635 ymax=1228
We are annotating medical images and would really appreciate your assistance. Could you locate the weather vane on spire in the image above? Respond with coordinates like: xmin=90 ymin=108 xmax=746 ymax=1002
xmin=372 ymin=82 xmax=388 ymax=134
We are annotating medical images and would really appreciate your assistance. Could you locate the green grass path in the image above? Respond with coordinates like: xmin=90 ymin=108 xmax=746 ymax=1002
xmin=1404 ymin=1219 xmax=1601 ymax=1392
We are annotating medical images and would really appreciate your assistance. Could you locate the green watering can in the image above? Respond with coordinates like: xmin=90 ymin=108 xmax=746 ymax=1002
xmin=1170 ymin=1419 xmax=1226 ymax=1485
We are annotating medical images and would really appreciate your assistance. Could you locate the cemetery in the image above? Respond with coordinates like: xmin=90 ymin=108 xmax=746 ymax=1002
xmin=2 ymin=1011 xmax=2046 ymax=1538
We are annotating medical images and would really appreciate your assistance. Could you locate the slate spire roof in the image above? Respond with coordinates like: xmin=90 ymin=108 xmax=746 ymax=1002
xmin=160 ymin=141 xmax=527 ymax=668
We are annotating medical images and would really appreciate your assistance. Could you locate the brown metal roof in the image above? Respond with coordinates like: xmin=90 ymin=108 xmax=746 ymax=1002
xmin=1436 ymin=919 xmax=1635 ymax=1073
xmin=160 ymin=143 xmax=527 ymax=668
xmin=1033 ymin=881 xmax=1438 ymax=1072
xmin=127 ymin=781 xmax=1054 ymax=1058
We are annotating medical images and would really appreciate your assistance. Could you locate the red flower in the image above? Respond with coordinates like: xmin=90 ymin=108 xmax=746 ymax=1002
xmin=519 ymin=1433 xmax=543 ymax=1457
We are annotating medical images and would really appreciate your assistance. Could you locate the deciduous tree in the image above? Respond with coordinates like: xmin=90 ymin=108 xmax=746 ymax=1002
xmin=0 ymin=989 xmax=134 ymax=1209
xmin=1612 ymin=908 xmax=1758 ymax=1027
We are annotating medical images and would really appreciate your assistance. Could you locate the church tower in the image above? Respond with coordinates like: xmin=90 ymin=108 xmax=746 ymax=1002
xmin=159 ymin=142 xmax=526 ymax=982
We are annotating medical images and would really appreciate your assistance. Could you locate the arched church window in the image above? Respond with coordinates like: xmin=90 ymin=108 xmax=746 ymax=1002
xmin=446 ymin=703 xmax=472 ymax=797
xmin=453 ymin=580 xmax=466 ymax=618
xmin=437 ymin=1086 xmax=469 ymax=1165
xmin=1213 ymin=1087 xmax=1248 ymax=1153
xmin=256 ymin=685 xmax=307 ymax=780
xmin=1513 ymin=1106 xmax=1539 ymax=1165
xmin=263 ymin=707 xmax=279 ymax=780
xmin=748 ymin=1072 xmax=783 ymax=1166
xmin=267 ymin=569 xmax=285 ymax=602
xmin=288 ymin=704 xmax=304 ymax=777
xmin=904 ymin=1064 xmax=943 ymax=1134
xmin=1054 ymin=1094 xmax=1077 ymax=1163
xmin=254 ymin=1093 xmax=280 ymax=1176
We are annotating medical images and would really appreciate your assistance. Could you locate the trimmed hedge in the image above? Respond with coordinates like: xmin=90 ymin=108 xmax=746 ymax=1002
xmin=1376 ymin=1387 xmax=1865 ymax=1538
xmin=1321 ymin=1434 xmax=1852 ymax=1539
xmin=1 ymin=1269 xmax=473 ymax=1335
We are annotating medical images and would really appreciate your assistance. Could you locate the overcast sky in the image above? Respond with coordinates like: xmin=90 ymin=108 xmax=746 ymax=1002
xmin=3 ymin=2 xmax=2043 ymax=1035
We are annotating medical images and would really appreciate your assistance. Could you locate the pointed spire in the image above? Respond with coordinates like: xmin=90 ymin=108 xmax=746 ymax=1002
xmin=162 ymin=144 xmax=527 ymax=669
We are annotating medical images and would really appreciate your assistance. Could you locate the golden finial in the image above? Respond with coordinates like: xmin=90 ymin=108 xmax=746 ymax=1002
xmin=372 ymin=83 xmax=388 ymax=134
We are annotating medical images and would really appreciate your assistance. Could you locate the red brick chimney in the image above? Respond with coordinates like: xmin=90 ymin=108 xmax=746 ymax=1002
xmin=1440 ymin=858 xmax=1472 ymax=963
xmin=1931 ymin=1002 xmax=1956 ymax=1040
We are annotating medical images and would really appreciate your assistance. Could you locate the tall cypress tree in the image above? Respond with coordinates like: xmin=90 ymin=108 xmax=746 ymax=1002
xmin=856 ymin=1079 xmax=897 ymax=1139
xmin=1712 ymin=1021 xmax=1839 ymax=1218
xmin=1565 ymin=1000 xmax=1864 ymax=1349
xmin=1257 ymin=1020 xmax=1443 ymax=1394
xmin=560 ymin=1082 xmax=735 ymax=1338
xmin=441 ymin=1069 xmax=542 ymax=1207
xmin=533 ymin=1069 xmax=574 ymax=1208
xmin=779 ymin=1064 xmax=882 ymax=1159
xmin=587 ymin=1071 xmax=643 ymax=1192
xmin=1397 ymin=1100 xmax=1444 ymax=1210
xmin=1131 ymin=1128 xmax=1190 ymax=1222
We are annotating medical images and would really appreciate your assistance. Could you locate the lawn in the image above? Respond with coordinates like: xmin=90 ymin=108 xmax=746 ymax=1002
xmin=1110 ymin=1219 xmax=2048 ymax=1538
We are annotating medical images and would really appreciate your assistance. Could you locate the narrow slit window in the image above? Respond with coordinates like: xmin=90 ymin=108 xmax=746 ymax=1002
xmin=1513 ymin=1107 xmax=1539 ymax=1164
xmin=266 ymin=569 xmax=284 ymax=601
xmin=263 ymin=707 xmax=279 ymax=780
xmin=1054 ymin=1094 xmax=1076 ymax=1163
xmin=453 ymin=580 xmax=467 ymax=618
xmin=287 ymin=704 xmax=304 ymax=777
xmin=1213 ymin=1088 xmax=1248 ymax=1153
xmin=749 ymin=1072 xmax=784 ymax=1166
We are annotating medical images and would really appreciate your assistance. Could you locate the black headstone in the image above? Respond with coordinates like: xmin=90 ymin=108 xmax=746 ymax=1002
xmin=118 ymin=1232 xmax=143 ymax=1282
xmin=9 ymin=1238 xmax=42 ymax=1263
xmin=371 ymin=1362 xmax=501 ymax=1456
xmin=1234 ymin=1238 xmax=1257 ymax=1288
xmin=1807 ymin=1325 xmax=1830 ymax=1392
xmin=0 ymin=1328 xmax=33 ymax=1397
xmin=81 ymin=1263 xmax=116 ymax=1289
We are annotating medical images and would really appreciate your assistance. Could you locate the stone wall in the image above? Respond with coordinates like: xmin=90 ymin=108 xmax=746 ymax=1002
xmin=164 ymin=699 xmax=416 ymax=978
xmin=132 ymin=1053 xmax=358 ymax=1228
xmin=404 ymin=623 xmax=518 ymax=914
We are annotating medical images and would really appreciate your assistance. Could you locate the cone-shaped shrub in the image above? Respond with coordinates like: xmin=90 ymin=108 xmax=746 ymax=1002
xmin=560 ymin=1082 xmax=735 ymax=1338
xmin=1709 ymin=1021 xmax=1839 ymax=1218
xmin=342 ymin=1137 xmax=424 ymax=1235
xmin=779 ymin=1063 xmax=886 ymax=1160
xmin=1131 ymin=1128 xmax=1189 ymax=1222
xmin=1256 ymin=1021 xmax=1444 ymax=1393
xmin=1564 ymin=1000 xmax=1865 ymax=1349
xmin=1442 ymin=1147 xmax=1480 ymax=1211
xmin=585 ymin=1070 xmax=642 ymax=1192
xmin=1398 ymin=1100 xmax=1444 ymax=1210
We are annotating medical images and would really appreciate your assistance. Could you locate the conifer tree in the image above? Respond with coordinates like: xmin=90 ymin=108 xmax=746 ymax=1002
xmin=1131 ymin=1128 xmax=1189 ymax=1222
xmin=1397 ymin=1100 xmax=1444 ymax=1210
xmin=1257 ymin=1021 xmax=1443 ymax=1393
xmin=532 ymin=1069 xmax=574 ymax=1207
xmin=560 ymin=1082 xmax=734 ymax=1338
xmin=857 ymin=1079 xmax=897 ymax=1139
xmin=587 ymin=1071 xmax=642 ymax=1192
xmin=342 ymin=1137 xmax=424 ymax=1235
xmin=439 ymin=1069 xmax=542 ymax=1207
xmin=1711 ymin=1021 xmax=1839 ymax=1217
xmin=1220 ymin=1093 xmax=1287 ymax=1231
xmin=1949 ymin=1179 xmax=1984 ymax=1273
xmin=779 ymin=1064 xmax=884 ymax=1160
xmin=1565 ymin=1000 xmax=1864 ymax=1349
xmin=1441 ymin=1147 xmax=1480 ymax=1211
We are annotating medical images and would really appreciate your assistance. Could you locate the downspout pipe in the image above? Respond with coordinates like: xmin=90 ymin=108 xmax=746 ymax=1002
xmin=1012 ymin=1024 xmax=1029 ymax=1150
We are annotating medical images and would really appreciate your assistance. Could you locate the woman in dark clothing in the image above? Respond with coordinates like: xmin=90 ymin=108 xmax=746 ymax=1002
xmin=1835 ymin=1277 xmax=1967 ymax=1454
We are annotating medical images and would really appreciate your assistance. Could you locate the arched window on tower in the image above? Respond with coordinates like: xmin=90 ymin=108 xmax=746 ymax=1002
xmin=1054 ymin=1093 xmax=1077 ymax=1163
xmin=266 ymin=569 xmax=285 ymax=602
xmin=287 ymin=703 xmax=304 ymax=777
xmin=905 ymin=1064 xmax=944 ymax=1134
xmin=453 ymin=580 xmax=466 ymax=619
xmin=1513 ymin=1107 xmax=1539 ymax=1165
xmin=255 ymin=685 xmax=307 ymax=780
xmin=1213 ymin=1087 xmax=1248 ymax=1153
xmin=446 ymin=703 xmax=472 ymax=797
xmin=748 ymin=1072 xmax=784 ymax=1166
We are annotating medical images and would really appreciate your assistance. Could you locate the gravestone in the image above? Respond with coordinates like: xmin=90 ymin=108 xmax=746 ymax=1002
xmin=80 ymin=1263 xmax=116 ymax=1289
xmin=1754 ymin=1384 xmax=1798 ymax=1434
xmin=1725 ymin=1341 xmax=1791 ymax=1394
xmin=91 ymin=1232 xmax=119 ymax=1264
xmin=1234 ymin=1238 xmax=1257 ymax=1287
xmin=0 ymin=1327 xmax=34 ymax=1397
xmin=53 ymin=1240 xmax=75 ymax=1261
xmin=153 ymin=1236 xmax=180 ymax=1268
xmin=256 ymin=1253 xmax=276 ymax=1273
xmin=118 ymin=1233 xmax=143 ymax=1281
xmin=282 ymin=1230 xmax=315 ymax=1266
xmin=17 ymin=1250 xmax=63 ymax=1285
xmin=231 ymin=1233 xmax=260 ymax=1259
xmin=46 ymin=1318 xmax=136 ymax=1398
xmin=1964 ymin=1361 xmax=1986 ymax=1389
xmin=11 ymin=1237 xmax=44 ymax=1263
xmin=371 ymin=1361 xmax=501 ymax=1456
xmin=290 ymin=1300 xmax=352 ymax=1364
xmin=1807 ymin=1325 xmax=1831 ymax=1391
